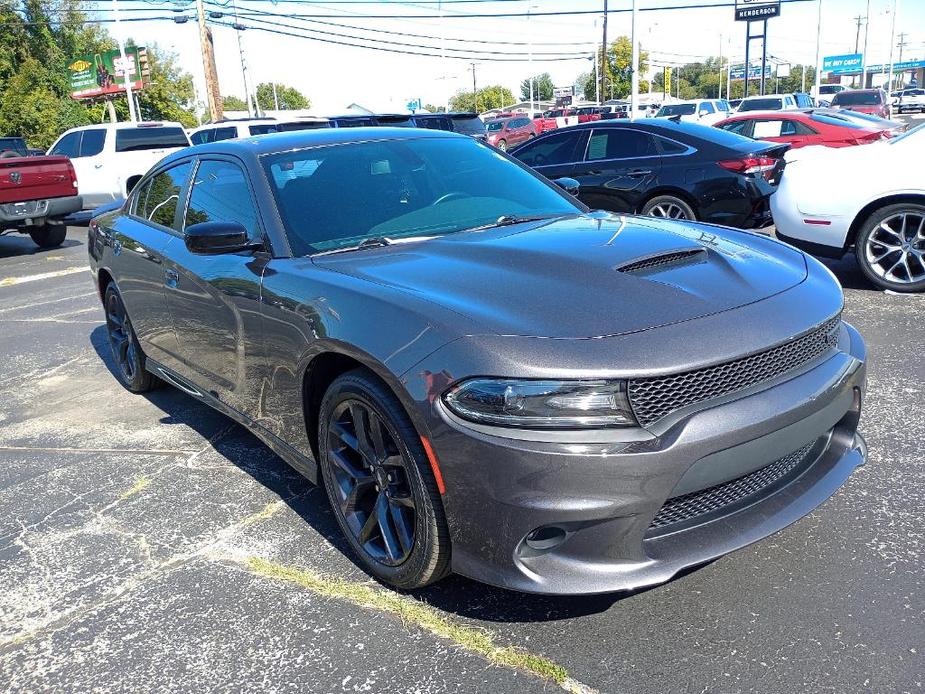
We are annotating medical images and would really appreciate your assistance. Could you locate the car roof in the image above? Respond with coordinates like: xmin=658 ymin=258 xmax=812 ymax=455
xmin=63 ymin=121 xmax=185 ymax=132
xmin=740 ymin=94 xmax=791 ymax=100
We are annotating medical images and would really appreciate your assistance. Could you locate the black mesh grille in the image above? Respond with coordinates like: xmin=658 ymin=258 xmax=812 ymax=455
xmin=649 ymin=442 xmax=815 ymax=531
xmin=628 ymin=315 xmax=841 ymax=427
xmin=617 ymin=249 xmax=706 ymax=274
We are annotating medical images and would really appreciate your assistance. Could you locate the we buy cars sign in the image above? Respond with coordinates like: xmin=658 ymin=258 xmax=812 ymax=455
xmin=735 ymin=0 xmax=780 ymax=21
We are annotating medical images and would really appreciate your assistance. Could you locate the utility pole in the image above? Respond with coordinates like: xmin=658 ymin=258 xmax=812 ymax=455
xmin=196 ymin=0 xmax=222 ymax=122
xmin=528 ymin=4 xmax=534 ymax=115
xmin=852 ymin=14 xmax=864 ymax=87
xmin=111 ymin=0 xmax=137 ymax=122
xmin=630 ymin=0 xmax=639 ymax=119
xmin=860 ymin=0 xmax=871 ymax=88
xmin=813 ymin=0 xmax=823 ymax=101
xmin=718 ymin=33 xmax=723 ymax=99
xmin=886 ymin=0 xmax=900 ymax=98
xmin=600 ymin=0 xmax=608 ymax=104
xmin=471 ymin=63 xmax=478 ymax=113
xmin=272 ymin=82 xmax=279 ymax=111
xmin=896 ymin=32 xmax=909 ymax=62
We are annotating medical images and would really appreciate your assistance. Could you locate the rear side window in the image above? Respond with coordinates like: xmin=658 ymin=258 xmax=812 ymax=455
xmin=134 ymin=162 xmax=192 ymax=229
xmin=586 ymin=129 xmax=657 ymax=160
xmin=211 ymin=126 xmax=238 ymax=142
xmin=190 ymin=129 xmax=212 ymax=145
xmin=513 ymin=130 xmax=586 ymax=167
xmin=277 ymin=121 xmax=331 ymax=132
xmin=49 ymin=132 xmax=81 ymax=158
xmin=79 ymin=129 xmax=106 ymax=157
xmin=700 ymin=102 xmax=715 ymax=114
xmin=248 ymin=124 xmax=279 ymax=135
xmin=718 ymin=120 xmax=751 ymax=136
xmin=451 ymin=116 xmax=486 ymax=135
xmin=184 ymin=160 xmax=260 ymax=240
xmin=655 ymin=136 xmax=689 ymax=154
xmin=116 ymin=127 xmax=189 ymax=152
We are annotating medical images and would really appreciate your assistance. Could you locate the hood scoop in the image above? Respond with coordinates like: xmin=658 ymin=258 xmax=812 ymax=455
xmin=615 ymin=248 xmax=708 ymax=274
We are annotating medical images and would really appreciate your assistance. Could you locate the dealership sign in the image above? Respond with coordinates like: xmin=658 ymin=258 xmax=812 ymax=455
xmin=822 ymin=53 xmax=863 ymax=75
xmin=68 ymin=48 xmax=144 ymax=100
xmin=730 ymin=63 xmax=773 ymax=81
xmin=735 ymin=0 xmax=780 ymax=21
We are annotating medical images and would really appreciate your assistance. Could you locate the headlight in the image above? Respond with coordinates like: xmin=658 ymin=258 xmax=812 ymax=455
xmin=442 ymin=378 xmax=637 ymax=429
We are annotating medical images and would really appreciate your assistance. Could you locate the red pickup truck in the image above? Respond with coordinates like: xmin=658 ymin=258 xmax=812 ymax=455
xmin=1 ymin=148 xmax=82 ymax=248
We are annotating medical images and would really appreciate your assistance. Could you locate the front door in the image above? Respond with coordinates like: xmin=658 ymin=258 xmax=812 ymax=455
xmin=513 ymin=128 xmax=589 ymax=183
xmin=573 ymin=128 xmax=661 ymax=213
xmin=160 ymin=157 xmax=268 ymax=416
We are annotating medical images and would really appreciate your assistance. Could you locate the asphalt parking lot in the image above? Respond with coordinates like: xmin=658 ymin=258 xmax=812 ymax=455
xmin=0 ymin=226 xmax=922 ymax=693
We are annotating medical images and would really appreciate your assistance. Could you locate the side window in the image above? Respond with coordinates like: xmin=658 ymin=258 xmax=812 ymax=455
xmin=135 ymin=162 xmax=192 ymax=230
xmin=190 ymin=129 xmax=212 ymax=145
xmin=585 ymin=129 xmax=657 ymax=160
xmin=793 ymin=121 xmax=818 ymax=135
xmin=79 ymin=129 xmax=106 ymax=157
xmin=718 ymin=120 xmax=751 ymax=136
xmin=655 ymin=137 xmax=689 ymax=155
xmin=248 ymin=124 xmax=279 ymax=135
xmin=752 ymin=120 xmax=785 ymax=138
xmin=49 ymin=132 xmax=80 ymax=158
xmin=211 ymin=126 xmax=238 ymax=142
xmin=513 ymin=130 xmax=585 ymax=167
xmin=700 ymin=102 xmax=715 ymax=114
xmin=184 ymin=160 xmax=260 ymax=240
xmin=779 ymin=120 xmax=798 ymax=136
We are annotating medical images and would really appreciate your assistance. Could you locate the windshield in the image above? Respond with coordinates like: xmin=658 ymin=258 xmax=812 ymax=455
xmin=819 ymin=85 xmax=842 ymax=95
xmin=486 ymin=121 xmax=504 ymax=131
xmin=115 ymin=127 xmax=188 ymax=152
xmin=738 ymin=98 xmax=783 ymax=111
xmin=451 ymin=116 xmax=486 ymax=135
xmin=657 ymin=104 xmax=697 ymax=117
xmin=0 ymin=137 xmax=27 ymax=155
xmin=263 ymin=137 xmax=579 ymax=254
xmin=834 ymin=91 xmax=881 ymax=105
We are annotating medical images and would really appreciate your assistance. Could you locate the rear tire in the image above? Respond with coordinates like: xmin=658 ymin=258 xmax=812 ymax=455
xmin=855 ymin=203 xmax=925 ymax=293
xmin=29 ymin=222 xmax=67 ymax=248
xmin=103 ymin=283 xmax=160 ymax=392
xmin=318 ymin=368 xmax=451 ymax=590
xmin=641 ymin=195 xmax=697 ymax=221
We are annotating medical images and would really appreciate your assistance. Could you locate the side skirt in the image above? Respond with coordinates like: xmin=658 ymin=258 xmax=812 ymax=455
xmin=145 ymin=357 xmax=319 ymax=485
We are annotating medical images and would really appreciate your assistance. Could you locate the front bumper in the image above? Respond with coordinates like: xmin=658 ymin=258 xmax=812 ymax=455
xmin=414 ymin=323 xmax=866 ymax=595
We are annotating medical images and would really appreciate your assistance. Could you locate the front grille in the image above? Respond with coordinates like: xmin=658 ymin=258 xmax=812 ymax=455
xmin=617 ymin=249 xmax=706 ymax=274
xmin=628 ymin=315 xmax=841 ymax=427
xmin=649 ymin=442 xmax=816 ymax=532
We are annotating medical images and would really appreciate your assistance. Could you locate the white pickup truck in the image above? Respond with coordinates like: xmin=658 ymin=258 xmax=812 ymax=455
xmin=46 ymin=122 xmax=190 ymax=209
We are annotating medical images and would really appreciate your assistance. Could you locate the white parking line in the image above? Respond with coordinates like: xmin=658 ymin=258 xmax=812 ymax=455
xmin=0 ymin=266 xmax=87 ymax=287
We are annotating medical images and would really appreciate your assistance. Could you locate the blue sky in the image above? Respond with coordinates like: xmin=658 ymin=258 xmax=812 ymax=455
xmin=94 ymin=0 xmax=925 ymax=115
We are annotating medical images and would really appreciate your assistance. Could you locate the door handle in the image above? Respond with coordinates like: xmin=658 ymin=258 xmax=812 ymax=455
xmin=585 ymin=169 xmax=603 ymax=175
xmin=164 ymin=268 xmax=179 ymax=288
xmin=94 ymin=163 xmax=103 ymax=169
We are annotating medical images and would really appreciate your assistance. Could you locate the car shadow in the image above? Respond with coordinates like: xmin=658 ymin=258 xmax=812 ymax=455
xmin=819 ymin=253 xmax=881 ymax=293
xmin=0 ymin=234 xmax=81 ymax=258
xmin=89 ymin=325 xmax=682 ymax=622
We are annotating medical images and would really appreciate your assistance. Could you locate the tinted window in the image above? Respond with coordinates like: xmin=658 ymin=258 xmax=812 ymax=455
xmin=190 ymin=129 xmax=212 ymax=145
xmin=833 ymin=91 xmax=882 ymax=105
xmin=718 ymin=120 xmax=751 ymax=135
xmin=185 ymin=160 xmax=259 ymax=239
xmin=657 ymin=104 xmax=696 ymax=117
xmin=586 ymin=129 xmax=657 ymax=160
xmin=819 ymin=85 xmax=841 ymax=95
xmin=717 ymin=101 xmax=730 ymax=112
xmin=248 ymin=124 xmax=279 ymax=135
xmin=0 ymin=137 xmax=28 ymax=155
xmin=277 ymin=121 xmax=331 ymax=132
xmin=135 ymin=162 xmax=192 ymax=229
xmin=415 ymin=116 xmax=452 ymax=131
xmin=738 ymin=98 xmax=783 ymax=111
xmin=211 ymin=126 xmax=238 ymax=142
xmin=79 ymin=129 xmax=106 ymax=157
xmin=486 ymin=121 xmax=504 ymax=132
xmin=115 ymin=127 xmax=188 ymax=152
xmin=333 ymin=117 xmax=375 ymax=128
xmin=513 ymin=130 xmax=585 ymax=166
xmin=450 ymin=116 xmax=486 ymax=135
xmin=49 ymin=132 xmax=81 ymax=158
xmin=656 ymin=136 xmax=689 ymax=154
xmin=700 ymin=102 xmax=715 ymax=114
xmin=265 ymin=137 xmax=579 ymax=255
xmin=516 ymin=118 xmax=531 ymax=128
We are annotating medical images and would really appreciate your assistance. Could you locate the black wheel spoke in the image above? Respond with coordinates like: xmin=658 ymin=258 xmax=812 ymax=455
xmin=341 ymin=475 xmax=375 ymax=514
xmin=329 ymin=447 xmax=366 ymax=480
xmin=357 ymin=498 xmax=381 ymax=544
xmin=350 ymin=403 xmax=375 ymax=463
xmin=330 ymin=420 xmax=358 ymax=453
xmin=388 ymin=491 xmax=415 ymax=508
xmin=388 ymin=500 xmax=414 ymax=555
xmin=376 ymin=493 xmax=402 ymax=561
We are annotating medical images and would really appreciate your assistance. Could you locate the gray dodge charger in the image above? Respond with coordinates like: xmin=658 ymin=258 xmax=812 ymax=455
xmin=88 ymin=128 xmax=867 ymax=595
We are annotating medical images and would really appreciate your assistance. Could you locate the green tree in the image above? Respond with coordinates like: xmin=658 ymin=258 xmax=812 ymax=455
xmin=578 ymin=36 xmax=649 ymax=102
xmin=449 ymin=85 xmax=515 ymax=113
xmin=136 ymin=45 xmax=197 ymax=127
xmin=520 ymin=72 xmax=555 ymax=101
xmin=223 ymin=94 xmax=248 ymax=110
xmin=422 ymin=103 xmax=445 ymax=113
xmin=255 ymin=82 xmax=310 ymax=111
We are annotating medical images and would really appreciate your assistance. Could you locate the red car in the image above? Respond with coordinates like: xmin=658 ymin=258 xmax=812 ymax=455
xmin=575 ymin=106 xmax=603 ymax=123
xmin=485 ymin=116 xmax=537 ymax=151
xmin=533 ymin=108 xmax=578 ymax=135
xmin=714 ymin=108 xmax=899 ymax=149
xmin=830 ymin=89 xmax=890 ymax=119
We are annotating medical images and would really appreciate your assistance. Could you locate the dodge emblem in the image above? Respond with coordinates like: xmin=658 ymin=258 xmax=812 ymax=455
xmin=9 ymin=171 xmax=21 ymax=184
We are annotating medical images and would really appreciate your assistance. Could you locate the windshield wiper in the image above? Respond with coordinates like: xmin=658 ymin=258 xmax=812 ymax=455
xmin=462 ymin=213 xmax=568 ymax=233
xmin=357 ymin=236 xmax=392 ymax=249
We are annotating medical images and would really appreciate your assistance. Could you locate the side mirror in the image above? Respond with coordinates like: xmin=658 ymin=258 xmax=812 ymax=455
xmin=553 ymin=177 xmax=580 ymax=195
xmin=185 ymin=221 xmax=257 ymax=254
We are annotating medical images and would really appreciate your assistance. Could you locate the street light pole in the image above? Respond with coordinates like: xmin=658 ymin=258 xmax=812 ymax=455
xmin=886 ymin=0 xmax=900 ymax=101
xmin=528 ymin=3 xmax=534 ymax=115
xmin=718 ymin=33 xmax=723 ymax=99
xmin=112 ymin=0 xmax=137 ymax=122
xmin=813 ymin=0 xmax=823 ymax=100
xmin=860 ymin=0 xmax=871 ymax=88
xmin=630 ymin=0 xmax=639 ymax=119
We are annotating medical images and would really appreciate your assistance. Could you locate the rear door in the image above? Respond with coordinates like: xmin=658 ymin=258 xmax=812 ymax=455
xmin=159 ymin=156 xmax=268 ymax=413
xmin=511 ymin=128 xmax=588 ymax=182
xmin=113 ymin=126 xmax=191 ymax=197
xmin=49 ymin=130 xmax=111 ymax=207
xmin=572 ymin=127 xmax=660 ymax=213
xmin=751 ymin=117 xmax=823 ymax=148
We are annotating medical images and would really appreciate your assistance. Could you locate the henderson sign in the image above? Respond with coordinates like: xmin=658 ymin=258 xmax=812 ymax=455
xmin=735 ymin=0 xmax=781 ymax=21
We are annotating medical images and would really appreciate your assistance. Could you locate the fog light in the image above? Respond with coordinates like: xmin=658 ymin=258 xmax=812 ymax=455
xmin=524 ymin=525 xmax=568 ymax=551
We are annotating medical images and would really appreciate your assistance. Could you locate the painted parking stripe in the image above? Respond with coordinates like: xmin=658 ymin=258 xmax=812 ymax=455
xmin=0 ymin=266 xmax=87 ymax=287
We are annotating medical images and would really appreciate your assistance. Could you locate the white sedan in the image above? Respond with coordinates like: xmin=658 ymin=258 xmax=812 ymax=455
xmin=771 ymin=123 xmax=925 ymax=292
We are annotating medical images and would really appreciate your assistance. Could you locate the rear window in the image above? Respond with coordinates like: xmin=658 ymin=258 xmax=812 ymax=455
xmin=833 ymin=91 xmax=881 ymax=106
xmin=0 ymin=137 xmax=28 ymax=156
xmin=115 ymin=127 xmax=189 ymax=152
xmin=819 ymin=85 xmax=842 ymax=95
xmin=332 ymin=118 xmax=376 ymax=128
xmin=738 ymin=98 xmax=783 ymax=111
xmin=486 ymin=121 xmax=504 ymax=132
xmin=451 ymin=116 xmax=486 ymax=135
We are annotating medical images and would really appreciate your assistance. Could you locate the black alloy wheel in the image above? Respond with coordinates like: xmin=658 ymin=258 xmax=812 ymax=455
xmin=103 ymin=284 xmax=158 ymax=392
xmin=319 ymin=369 xmax=450 ymax=589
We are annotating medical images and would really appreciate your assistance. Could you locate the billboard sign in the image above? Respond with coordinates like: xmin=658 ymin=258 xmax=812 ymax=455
xmin=68 ymin=48 xmax=144 ymax=100
xmin=822 ymin=53 xmax=863 ymax=75
xmin=730 ymin=63 xmax=773 ymax=81
xmin=553 ymin=85 xmax=574 ymax=107
xmin=735 ymin=0 xmax=780 ymax=21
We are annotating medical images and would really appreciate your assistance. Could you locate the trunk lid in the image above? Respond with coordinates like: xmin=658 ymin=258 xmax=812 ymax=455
xmin=0 ymin=155 xmax=76 ymax=204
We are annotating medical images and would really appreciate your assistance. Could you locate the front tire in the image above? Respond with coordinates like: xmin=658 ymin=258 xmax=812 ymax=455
xmin=29 ymin=222 xmax=67 ymax=249
xmin=856 ymin=203 xmax=925 ymax=292
xmin=103 ymin=283 xmax=160 ymax=392
xmin=641 ymin=195 xmax=697 ymax=221
xmin=318 ymin=369 xmax=450 ymax=590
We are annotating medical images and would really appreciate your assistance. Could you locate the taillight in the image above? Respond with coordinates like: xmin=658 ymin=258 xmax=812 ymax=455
xmin=717 ymin=156 xmax=777 ymax=179
xmin=65 ymin=159 xmax=78 ymax=187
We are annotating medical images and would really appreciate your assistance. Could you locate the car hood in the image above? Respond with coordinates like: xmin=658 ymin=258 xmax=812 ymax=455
xmin=314 ymin=214 xmax=807 ymax=339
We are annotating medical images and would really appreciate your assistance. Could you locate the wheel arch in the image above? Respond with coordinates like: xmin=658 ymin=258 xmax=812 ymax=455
xmin=96 ymin=267 xmax=115 ymax=303
xmin=636 ymin=187 xmax=700 ymax=218
xmin=300 ymin=343 xmax=429 ymax=464
xmin=846 ymin=193 xmax=925 ymax=250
